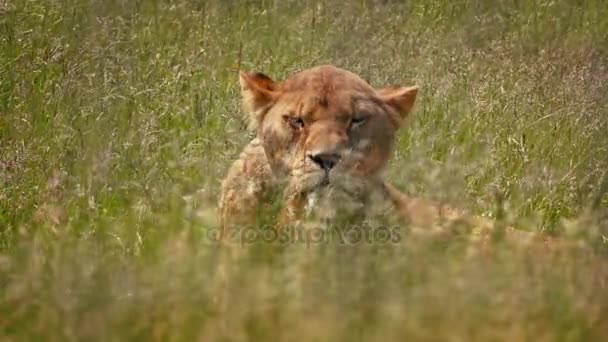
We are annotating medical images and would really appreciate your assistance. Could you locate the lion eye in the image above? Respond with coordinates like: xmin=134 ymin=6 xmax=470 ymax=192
xmin=351 ymin=116 xmax=368 ymax=127
xmin=283 ymin=115 xmax=305 ymax=130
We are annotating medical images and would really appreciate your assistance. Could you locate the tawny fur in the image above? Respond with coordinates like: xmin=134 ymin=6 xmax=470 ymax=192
xmin=219 ymin=65 xmax=559 ymax=249
xmin=220 ymin=65 xmax=422 ymax=230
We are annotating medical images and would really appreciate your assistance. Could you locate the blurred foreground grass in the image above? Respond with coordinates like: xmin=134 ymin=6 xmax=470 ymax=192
xmin=1 ymin=0 xmax=608 ymax=340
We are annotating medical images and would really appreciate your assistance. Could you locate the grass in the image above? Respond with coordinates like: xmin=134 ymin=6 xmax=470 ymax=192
xmin=1 ymin=0 xmax=608 ymax=340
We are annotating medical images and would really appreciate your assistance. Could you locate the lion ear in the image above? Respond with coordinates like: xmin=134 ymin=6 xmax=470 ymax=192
xmin=239 ymin=71 xmax=277 ymax=129
xmin=377 ymin=86 xmax=419 ymax=120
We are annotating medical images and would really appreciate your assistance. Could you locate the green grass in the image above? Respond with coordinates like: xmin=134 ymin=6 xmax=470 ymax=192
xmin=1 ymin=0 xmax=608 ymax=340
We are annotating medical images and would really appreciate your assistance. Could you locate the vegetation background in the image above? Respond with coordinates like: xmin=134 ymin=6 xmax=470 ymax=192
xmin=1 ymin=0 xmax=607 ymax=340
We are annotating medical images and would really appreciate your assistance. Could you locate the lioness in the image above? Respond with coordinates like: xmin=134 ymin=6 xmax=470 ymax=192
xmin=219 ymin=65 xmax=462 ymax=231
xmin=215 ymin=65 xmax=569 ymax=252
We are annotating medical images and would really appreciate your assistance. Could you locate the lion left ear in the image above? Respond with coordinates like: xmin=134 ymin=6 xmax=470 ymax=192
xmin=377 ymin=86 xmax=419 ymax=119
xmin=239 ymin=71 xmax=278 ymax=129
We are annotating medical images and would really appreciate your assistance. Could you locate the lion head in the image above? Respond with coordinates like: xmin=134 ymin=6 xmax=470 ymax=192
xmin=239 ymin=65 xmax=418 ymax=221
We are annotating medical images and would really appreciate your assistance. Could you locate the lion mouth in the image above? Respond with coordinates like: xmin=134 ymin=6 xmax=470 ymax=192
xmin=297 ymin=170 xmax=332 ymax=192
xmin=319 ymin=172 xmax=331 ymax=187
xmin=300 ymin=168 xmax=371 ymax=194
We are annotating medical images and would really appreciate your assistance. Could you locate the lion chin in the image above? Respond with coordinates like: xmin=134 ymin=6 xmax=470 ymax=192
xmin=300 ymin=173 xmax=397 ymax=227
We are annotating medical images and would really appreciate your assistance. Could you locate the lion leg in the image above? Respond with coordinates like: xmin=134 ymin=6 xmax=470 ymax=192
xmin=276 ymin=191 xmax=306 ymax=228
xmin=381 ymin=181 xmax=566 ymax=252
xmin=382 ymin=181 xmax=464 ymax=227
xmin=219 ymin=139 xmax=273 ymax=238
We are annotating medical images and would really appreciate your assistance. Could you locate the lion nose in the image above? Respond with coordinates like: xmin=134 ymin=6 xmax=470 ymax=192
xmin=308 ymin=152 xmax=341 ymax=171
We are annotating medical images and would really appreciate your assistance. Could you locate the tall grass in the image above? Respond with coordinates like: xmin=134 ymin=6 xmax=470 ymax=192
xmin=1 ymin=0 xmax=607 ymax=340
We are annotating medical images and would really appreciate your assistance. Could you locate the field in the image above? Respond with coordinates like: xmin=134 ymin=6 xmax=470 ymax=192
xmin=1 ymin=0 xmax=608 ymax=340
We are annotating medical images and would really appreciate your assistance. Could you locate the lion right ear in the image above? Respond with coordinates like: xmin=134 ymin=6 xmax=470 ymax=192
xmin=377 ymin=85 xmax=418 ymax=122
xmin=239 ymin=71 xmax=277 ymax=129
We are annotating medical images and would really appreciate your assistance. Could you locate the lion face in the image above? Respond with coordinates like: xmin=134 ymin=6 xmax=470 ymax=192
xmin=239 ymin=65 xmax=418 ymax=197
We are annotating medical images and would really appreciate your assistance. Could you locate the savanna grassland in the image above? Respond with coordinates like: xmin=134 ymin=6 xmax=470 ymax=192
xmin=1 ymin=0 xmax=608 ymax=340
